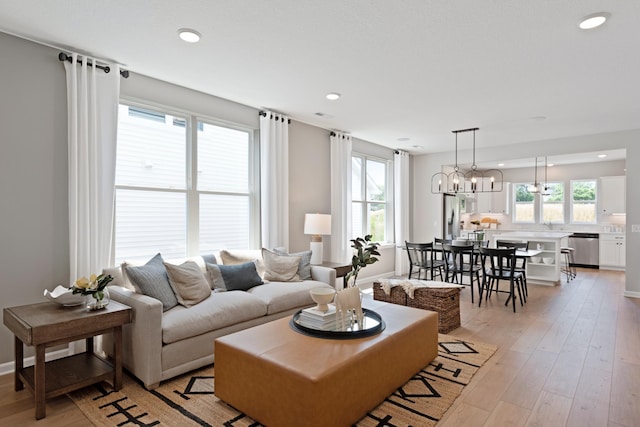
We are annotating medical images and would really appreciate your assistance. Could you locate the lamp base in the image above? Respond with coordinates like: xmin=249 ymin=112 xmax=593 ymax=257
xmin=310 ymin=241 xmax=323 ymax=265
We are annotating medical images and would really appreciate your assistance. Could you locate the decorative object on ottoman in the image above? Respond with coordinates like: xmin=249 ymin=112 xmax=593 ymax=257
xmin=309 ymin=287 xmax=336 ymax=312
xmin=344 ymin=234 xmax=380 ymax=287
xmin=374 ymin=280 xmax=462 ymax=333
xmin=335 ymin=286 xmax=364 ymax=329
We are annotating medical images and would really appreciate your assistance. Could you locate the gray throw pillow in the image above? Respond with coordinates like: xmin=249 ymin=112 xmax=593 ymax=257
xmin=206 ymin=261 xmax=263 ymax=291
xmin=273 ymin=248 xmax=312 ymax=280
xmin=202 ymin=253 xmax=217 ymax=265
xmin=124 ymin=253 xmax=178 ymax=311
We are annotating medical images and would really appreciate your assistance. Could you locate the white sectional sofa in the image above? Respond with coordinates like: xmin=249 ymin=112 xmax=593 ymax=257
xmin=104 ymin=249 xmax=336 ymax=389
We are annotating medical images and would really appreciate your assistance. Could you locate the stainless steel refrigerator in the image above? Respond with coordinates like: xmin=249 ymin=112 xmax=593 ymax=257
xmin=442 ymin=193 xmax=461 ymax=240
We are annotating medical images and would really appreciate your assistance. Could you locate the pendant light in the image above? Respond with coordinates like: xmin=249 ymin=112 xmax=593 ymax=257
xmin=448 ymin=131 xmax=465 ymax=193
xmin=541 ymin=156 xmax=551 ymax=196
xmin=528 ymin=157 xmax=541 ymax=193
xmin=430 ymin=127 xmax=503 ymax=194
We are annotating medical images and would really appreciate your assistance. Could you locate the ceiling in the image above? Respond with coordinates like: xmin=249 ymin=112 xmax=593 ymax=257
xmin=1 ymin=1 xmax=639 ymax=154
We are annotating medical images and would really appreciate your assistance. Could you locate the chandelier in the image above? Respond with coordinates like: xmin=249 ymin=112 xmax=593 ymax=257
xmin=431 ymin=127 xmax=503 ymax=194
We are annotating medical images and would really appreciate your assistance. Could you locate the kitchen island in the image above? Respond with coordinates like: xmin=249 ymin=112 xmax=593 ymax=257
xmin=493 ymin=231 xmax=572 ymax=285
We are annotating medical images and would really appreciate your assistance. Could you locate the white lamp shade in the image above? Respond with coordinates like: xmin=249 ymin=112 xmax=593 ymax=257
xmin=304 ymin=214 xmax=332 ymax=235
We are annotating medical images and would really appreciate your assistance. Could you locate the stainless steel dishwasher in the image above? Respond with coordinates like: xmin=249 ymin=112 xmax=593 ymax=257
xmin=568 ymin=233 xmax=599 ymax=268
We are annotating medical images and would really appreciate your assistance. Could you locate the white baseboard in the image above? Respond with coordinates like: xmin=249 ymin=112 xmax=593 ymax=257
xmin=623 ymin=290 xmax=640 ymax=299
xmin=0 ymin=347 xmax=71 ymax=377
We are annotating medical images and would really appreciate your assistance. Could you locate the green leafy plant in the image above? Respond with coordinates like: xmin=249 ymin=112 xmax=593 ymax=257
xmin=345 ymin=235 xmax=380 ymax=287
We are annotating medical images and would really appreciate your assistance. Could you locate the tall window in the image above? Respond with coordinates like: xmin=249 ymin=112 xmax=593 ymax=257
xmin=114 ymin=104 xmax=257 ymax=263
xmin=541 ymin=182 xmax=564 ymax=223
xmin=571 ymin=180 xmax=596 ymax=223
xmin=352 ymin=155 xmax=390 ymax=242
xmin=513 ymin=183 xmax=535 ymax=223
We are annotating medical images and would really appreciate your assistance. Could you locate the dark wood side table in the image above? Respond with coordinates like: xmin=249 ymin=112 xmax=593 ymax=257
xmin=320 ymin=262 xmax=352 ymax=289
xmin=3 ymin=300 xmax=132 ymax=420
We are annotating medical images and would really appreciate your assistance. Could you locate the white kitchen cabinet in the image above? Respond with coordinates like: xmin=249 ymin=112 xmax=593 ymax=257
xmin=600 ymin=233 xmax=625 ymax=269
xmin=599 ymin=176 xmax=625 ymax=214
xmin=490 ymin=182 xmax=510 ymax=214
xmin=471 ymin=182 xmax=510 ymax=214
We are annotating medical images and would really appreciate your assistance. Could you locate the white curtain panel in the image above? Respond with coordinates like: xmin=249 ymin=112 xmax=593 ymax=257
xmin=394 ymin=150 xmax=410 ymax=275
xmin=64 ymin=53 xmax=120 ymax=281
xmin=260 ymin=111 xmax=290 ymax=249
xmin=330 ymin=132 xmax=352 ymax=263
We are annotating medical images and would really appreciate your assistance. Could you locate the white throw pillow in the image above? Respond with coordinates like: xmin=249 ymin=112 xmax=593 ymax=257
xmin=262 ymin=248 xmax=301 ymax=282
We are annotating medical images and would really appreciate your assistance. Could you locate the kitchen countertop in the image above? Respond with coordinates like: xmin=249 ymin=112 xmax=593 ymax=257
xmin=494 ymin=231 xmax=572 ymax=239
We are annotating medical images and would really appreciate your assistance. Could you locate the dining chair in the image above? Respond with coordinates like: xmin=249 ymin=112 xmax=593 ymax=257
xmin=405 ymin=241 xmax=445 ymax=281
xmin=496 ymin=240 xmax=529 ymax=300
xmin=478 ymin=247 xmax=525 ymax=313
xmin=442 ymin=243 xmax=481 ymax=303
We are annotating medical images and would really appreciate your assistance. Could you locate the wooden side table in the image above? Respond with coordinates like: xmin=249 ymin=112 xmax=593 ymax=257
xmin=3 ymin=300 xmax=132 ymax=420
xmin=320 ymin=262 xmax=352 ymax=289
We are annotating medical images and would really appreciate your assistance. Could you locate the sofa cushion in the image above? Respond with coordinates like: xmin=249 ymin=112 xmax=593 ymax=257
xmin=219 ymin=249 xmax=265 ymax=277
xmin=273 ymin=248 xmax=312 ymax=280
xmin=123 ymin=253 xmax=178 ymax=311
xmin=247 ymin=280 xmax=334 ymax=315
xmin=163 ymin=261 xmax=211 ymax=307
xmin=206 ymin=261 xmax=264 ymax=291
xmin=262 ymin=248 xmax=301 ymax=282
xmin=161 ymin=291 xmax=268 ymax=344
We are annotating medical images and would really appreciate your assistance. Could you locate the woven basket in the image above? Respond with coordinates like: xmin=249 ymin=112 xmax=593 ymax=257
xmin=407 ymin=287 xmax=461 ymax=333
xmin=373 ymin=282 xmax=407 ymax=306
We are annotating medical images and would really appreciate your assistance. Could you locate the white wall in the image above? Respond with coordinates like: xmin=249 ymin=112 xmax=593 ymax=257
xmin=0 ymin=33 xmax=69 ymax=365
xmin=413 ymin=130 xmax=640 ymax=296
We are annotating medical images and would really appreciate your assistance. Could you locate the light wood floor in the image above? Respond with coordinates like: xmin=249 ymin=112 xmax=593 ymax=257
xmin=1 ymin=268 xmax=637 ymax=426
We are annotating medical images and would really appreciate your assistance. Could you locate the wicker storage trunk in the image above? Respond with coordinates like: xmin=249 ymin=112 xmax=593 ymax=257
xmin=373 ymin=282 xmax=461 ymax=334
xmin=373 ymin=282 xmax=407 ymax=305
xmin=407 ymin=287 xmax=461 ymax=333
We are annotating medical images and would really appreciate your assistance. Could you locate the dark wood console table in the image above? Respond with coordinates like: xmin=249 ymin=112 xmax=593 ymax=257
xmin=3 ymin=300 xmax=131 ymax=419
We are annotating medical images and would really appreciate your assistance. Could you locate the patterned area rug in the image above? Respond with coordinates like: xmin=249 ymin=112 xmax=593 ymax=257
xmin=69 ymin=334 xmax=496 ymax=426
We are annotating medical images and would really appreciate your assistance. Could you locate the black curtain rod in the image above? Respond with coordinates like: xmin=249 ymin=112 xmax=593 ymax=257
xmin=58 ymin=52 xmax=129 ymax=78
xmin=329 ymin=131 xmax=350 ymax=139
xmin=259 ymin=110 xmax=291 ymax=124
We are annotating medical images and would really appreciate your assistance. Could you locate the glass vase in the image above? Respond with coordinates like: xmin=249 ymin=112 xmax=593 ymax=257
xmin=86 ymin=287 xmax=110 ymax=311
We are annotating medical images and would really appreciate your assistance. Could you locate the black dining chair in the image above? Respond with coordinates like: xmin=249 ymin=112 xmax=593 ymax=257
xmin=478 ymin=247 xmax=525 ymax=313
xmin=405 ymin=241 xmax=446 ymax=281
xmin=495 ymin=240 xmax=529 ymax=300
xmin=442 ymin=243 xmax=481 ymax=303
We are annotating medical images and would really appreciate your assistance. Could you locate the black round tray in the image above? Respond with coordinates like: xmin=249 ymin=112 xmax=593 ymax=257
xmin=290 ymin=307 xmax=385 ymax=339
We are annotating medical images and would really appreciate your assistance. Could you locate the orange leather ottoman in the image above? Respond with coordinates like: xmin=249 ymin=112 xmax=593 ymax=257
xmin=214 ymin=302 xmax=438 ymax=427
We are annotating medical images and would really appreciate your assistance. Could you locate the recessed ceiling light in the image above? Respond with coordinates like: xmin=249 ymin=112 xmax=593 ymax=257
xmin=498 ymin=163 xmax=505 ymax=167
xmin=598 ymin=154 xmax=607 ymax=158
xmin=397 ymin=137 xmax=411 ymax=142
xmin=548 ymin=163 xmax=555 ymax=167
xmin=411 ymin=145 xmax=424 ymax=150
xmin=178 ymin=28 xmax=201 ymax=43
xmin=579 ymin=12 xmax=610 ymax=30
xmin=326 ymin=92 xmax=341 ymax=101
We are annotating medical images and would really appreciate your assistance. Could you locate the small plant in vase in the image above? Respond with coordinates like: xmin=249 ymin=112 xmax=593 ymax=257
xmin=71 ymin=273 xmax=114 ymax=310
xmin=344 ymin=235 xmax=380 ymax=288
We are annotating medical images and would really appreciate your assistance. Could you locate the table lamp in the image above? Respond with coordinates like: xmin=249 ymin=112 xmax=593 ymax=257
xmin=304 ymin=213 xmax=332 ymax=265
